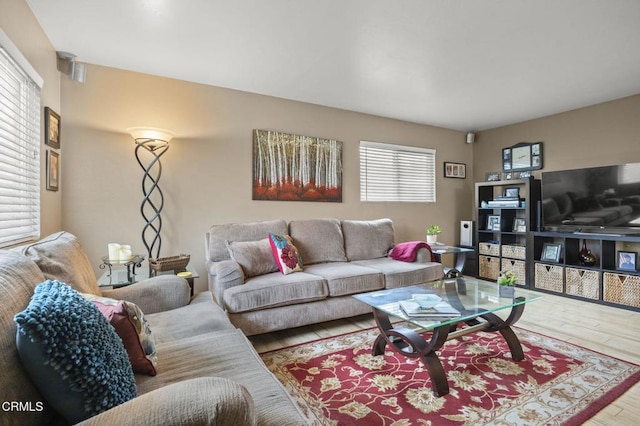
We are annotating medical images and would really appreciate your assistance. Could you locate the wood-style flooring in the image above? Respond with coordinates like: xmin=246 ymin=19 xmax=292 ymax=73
xmin=249 ymin=288 xmax=640 ymax=425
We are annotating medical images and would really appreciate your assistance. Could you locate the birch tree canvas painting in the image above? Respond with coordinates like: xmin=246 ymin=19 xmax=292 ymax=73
xmin=253 ymin=129 xmax=343 ymax=202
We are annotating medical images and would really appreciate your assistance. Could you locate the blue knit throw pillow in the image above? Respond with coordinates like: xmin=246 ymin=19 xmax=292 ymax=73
xmin=14 ymin=280 xmax=136 ymax=423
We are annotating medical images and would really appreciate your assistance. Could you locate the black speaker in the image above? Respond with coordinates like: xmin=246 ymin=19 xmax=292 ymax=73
xmin=536 ymin=200 xmax=542 ymax=231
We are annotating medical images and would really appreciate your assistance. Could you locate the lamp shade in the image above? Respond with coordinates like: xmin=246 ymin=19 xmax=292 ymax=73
xmin=127 ymin=127 xmax=174 ymax=143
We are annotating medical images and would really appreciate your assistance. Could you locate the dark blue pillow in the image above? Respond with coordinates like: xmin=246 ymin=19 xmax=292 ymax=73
xmin=14 ymin=280 xmax=136 ymax=423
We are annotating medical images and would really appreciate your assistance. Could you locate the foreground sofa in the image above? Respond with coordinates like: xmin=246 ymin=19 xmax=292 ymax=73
xmin=1 ymin=231 xmax=305 ymax=425
xmin=205 ymin=218 xmax=443 ymax=335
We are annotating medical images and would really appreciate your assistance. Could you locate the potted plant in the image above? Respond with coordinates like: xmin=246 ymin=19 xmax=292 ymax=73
xmin=426 ymin=225 xmax=442 ymax=244
xmin=497 ymin=270 xmax=517 ymax=298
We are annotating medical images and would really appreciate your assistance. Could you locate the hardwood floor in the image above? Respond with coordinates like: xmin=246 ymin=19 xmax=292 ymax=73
xmin=249 ymin=288 xmax=640 ymax=425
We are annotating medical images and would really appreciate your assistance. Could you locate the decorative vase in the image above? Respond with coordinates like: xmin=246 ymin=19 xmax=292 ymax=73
xmin=427 ymin=234 xmax=437 ymax=244
xmin=578 ymin=240 xmax=597 ymax=266
xmin=499 ymin=286 xmax=515 ymax=299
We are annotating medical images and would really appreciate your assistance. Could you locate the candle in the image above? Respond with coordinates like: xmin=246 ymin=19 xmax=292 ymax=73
xmin=119 ymin=245 xmax=132 ymax=261
xmin=108 ymin=243 xmax=121 ymax=260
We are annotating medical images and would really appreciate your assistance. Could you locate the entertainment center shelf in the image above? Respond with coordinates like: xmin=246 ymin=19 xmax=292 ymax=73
xmin=532 ymin=231 xmax=640 ymax=311
xmin=475 ymin=178 xmax=540 ymax=287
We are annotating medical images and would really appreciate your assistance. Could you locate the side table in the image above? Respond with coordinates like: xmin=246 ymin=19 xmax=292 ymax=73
xmin=98 ymin=264 xmax=199 ymax=296
xmin=430 ymin=244 xmax=475 ymax=276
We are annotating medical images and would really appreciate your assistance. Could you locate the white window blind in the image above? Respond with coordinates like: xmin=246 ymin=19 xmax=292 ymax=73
xmin=0 ymin=31 xmax=41 ymax=247
xmin=360 ymin=141 xmax=436 ymax=202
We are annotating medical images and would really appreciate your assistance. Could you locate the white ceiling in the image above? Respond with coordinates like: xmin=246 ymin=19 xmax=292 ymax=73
xmin=26 ymin=0 xmax=640 ymax=131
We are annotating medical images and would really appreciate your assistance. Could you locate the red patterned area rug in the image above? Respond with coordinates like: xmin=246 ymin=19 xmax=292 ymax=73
xmin=259 ymin=326 xmax=640 ymax=425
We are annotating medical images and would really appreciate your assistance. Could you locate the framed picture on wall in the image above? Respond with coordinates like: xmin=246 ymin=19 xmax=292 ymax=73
xmin=46 ymin=150 xmax=59 ymax=191
xmin=444 ymin=162 xmax=466 ymax=178
xmin=44 ymin=107 xmax=61 ymax=149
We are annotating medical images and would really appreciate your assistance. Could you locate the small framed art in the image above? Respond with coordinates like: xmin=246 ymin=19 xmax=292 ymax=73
xmin=541 ymin=243 xmax=562 ymax=262
xmin=46 ymin=150 xmax=59 ymax=191
xmin=513 ymin=218 xmax=526 ymax=233
xmin=444 ymin=162 xmax=466 ymax=179
xmin=487 ymin=215 xmax=501 ymax=231
xmin=617 ymin=251 xmax=637 ymax=271
xmin=486 ymin=171 xmax=501 ymax=182
xmin=44 ymin=107 xmax=61 ymax=149
xmin=503 ymin=187 xmax=520 ymax=198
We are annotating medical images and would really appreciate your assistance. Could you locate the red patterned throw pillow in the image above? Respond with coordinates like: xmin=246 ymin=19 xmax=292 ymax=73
xmin=268 ymin=233 xmax=303 ymax=275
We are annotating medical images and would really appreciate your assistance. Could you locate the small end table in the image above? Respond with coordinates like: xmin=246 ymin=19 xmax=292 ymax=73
xmin=430 ymin=244 xmax=475 ymax=276
xmin=98 ymin=264 xmax=199 ymax=296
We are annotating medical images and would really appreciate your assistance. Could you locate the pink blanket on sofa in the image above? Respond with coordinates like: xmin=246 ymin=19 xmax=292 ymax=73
xmin=389 ymin=241 xmax=436 ymax=262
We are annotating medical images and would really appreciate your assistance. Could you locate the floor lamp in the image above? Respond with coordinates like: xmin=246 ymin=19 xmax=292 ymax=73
xmin=127 ymin=127 xmax=173 ymax=261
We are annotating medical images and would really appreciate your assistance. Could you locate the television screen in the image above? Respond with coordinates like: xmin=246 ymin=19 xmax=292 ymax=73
xmin=541 ymin=162 xmax=640 ymax=233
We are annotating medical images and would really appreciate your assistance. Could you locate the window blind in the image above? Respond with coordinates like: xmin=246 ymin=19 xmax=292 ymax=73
xmin=360 ymin=141 xmax=436 ymax=202
xmin=0 ymin=33 xmax=41 ymax=247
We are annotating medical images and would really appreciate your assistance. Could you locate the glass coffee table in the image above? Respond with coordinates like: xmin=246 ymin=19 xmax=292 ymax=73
xmin=353 ymin=277 xmax=541 ymax=397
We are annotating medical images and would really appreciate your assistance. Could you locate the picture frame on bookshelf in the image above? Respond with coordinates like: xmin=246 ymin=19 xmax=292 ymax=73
xmin=486 ymin=171 xmax=501 ymax=182
xmin=617 ymin=251 xmax=637 ymax=271
xmin=513 ymin=218 xmax=526 ymax=233
xmin=503 ymin=187 xmax=520 ymax=198
xmin=487 ymin=215 xmax=501 ymax=231
xmin=541 ymin=243 xmax=562 ymax=262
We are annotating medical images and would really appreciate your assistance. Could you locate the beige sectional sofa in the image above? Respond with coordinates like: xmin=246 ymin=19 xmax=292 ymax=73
xmin=1 ymin=232 xmax=305 ymax=425
xmin=205 ymin=218 xmax=443 ymax=335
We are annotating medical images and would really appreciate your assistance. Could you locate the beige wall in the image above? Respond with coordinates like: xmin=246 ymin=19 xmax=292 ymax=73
xmin=1 ymin=0 xmax=62 ymax=237
xmin=473 ymin=94 xmax=640 ymax=183
xmin=60 ymin=64 xmax=473 ymax=292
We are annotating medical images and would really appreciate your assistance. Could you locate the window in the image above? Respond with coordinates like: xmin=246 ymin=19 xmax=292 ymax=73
xmin=0 ymin=30 xmax=42 ymax=247
xmin=360 ymin=141 xmax=436 ymax=202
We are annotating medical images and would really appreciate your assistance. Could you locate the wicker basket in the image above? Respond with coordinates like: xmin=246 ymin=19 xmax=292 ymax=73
xmin=502 ymin=244 xmax=526 ymax=260
xmin=149 ymin=254 xmax=190 ymax=272
xmin=603 ymin=272 xmax=640 ymax=308
xmin=534 ymin=263 xmax=564 ymax=293
xmin=501 ymin=259 xmax=526 ymax=285
xmin=479 ymin=242 xmax=500 ymax=257
xmin=565 ymin=267 xmax=600 ymax=300
xmin=479 ymin=255 xmax=500 ymax=280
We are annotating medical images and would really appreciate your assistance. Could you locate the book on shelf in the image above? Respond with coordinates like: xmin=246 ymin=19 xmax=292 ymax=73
xmin=399 ymin=300 xmax=461 ymax=318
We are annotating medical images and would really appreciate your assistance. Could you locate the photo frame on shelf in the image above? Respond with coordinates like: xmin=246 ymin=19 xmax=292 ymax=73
xmin=513 ymin=218 xmax=526 ymax=233
xmin=503 ymin=187 xmax=520 ymax=198
xmin=487 ymin=215 xmax=501 ymax=231
xmin=444 ymin=162 xmax=466 ymax=179
xmin=486 ymin=171 xmax=501 ymax=182
xmin=46 ymin=150 xmax=59 ymax=191
xmin=44 ymin=107 xmax=61 ymax=149
xmin=541 ymin=243 xmax=562 ymax=262
xmin=617 ymin=251 xmax=637 ymax=271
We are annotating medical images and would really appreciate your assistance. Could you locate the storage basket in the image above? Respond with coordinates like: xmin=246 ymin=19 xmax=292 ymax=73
xmin=603 ymin=272 xmax=640 ymax=308
xmin=479 ymin=242 xmax=500 ymax=257
xmin=502 ymin=244 xmax=526 ymax=260
xmin=479 ymin=255 xmax=500 ymax=280
xmin=149 ymin=254 xmax=190 ymax=272
xmin=565 ymin=267 xmax=600 ymax=300
xmin=501 ymin=259 xmax=526 ymax=285
xmin=534 ymin=263 xmax=564 ymax=293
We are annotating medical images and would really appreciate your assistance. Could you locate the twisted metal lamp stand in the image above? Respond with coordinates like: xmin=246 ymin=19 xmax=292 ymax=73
xmin=129 ymin=127 xmax=173 ymax=261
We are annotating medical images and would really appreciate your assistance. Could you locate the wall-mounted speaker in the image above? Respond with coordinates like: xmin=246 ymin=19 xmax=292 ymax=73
xmin=460 ymin=220 xmax=474 ymax=246
xmin=466 ymin=132 xmax=476 ymax=144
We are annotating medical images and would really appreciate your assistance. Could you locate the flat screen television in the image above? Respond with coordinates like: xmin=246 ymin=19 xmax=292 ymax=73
xmin=541 ymin=162 xmax=640 ymax=234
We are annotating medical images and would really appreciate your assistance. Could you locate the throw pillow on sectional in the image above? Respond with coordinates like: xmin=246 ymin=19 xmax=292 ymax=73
xmin=14 ymin=280 xmax=136 ymax=424
xmin=268 ymin=233 xmax=303 ymax=275
xmin=82 ymin=293 xmax=158 ymax=376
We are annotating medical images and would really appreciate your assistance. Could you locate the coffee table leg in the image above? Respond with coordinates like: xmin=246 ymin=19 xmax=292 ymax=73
xmin=480 ymin=299 xmax=526 ymax=361
xmin=371 ymin=308 xmax=451 ymax=396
